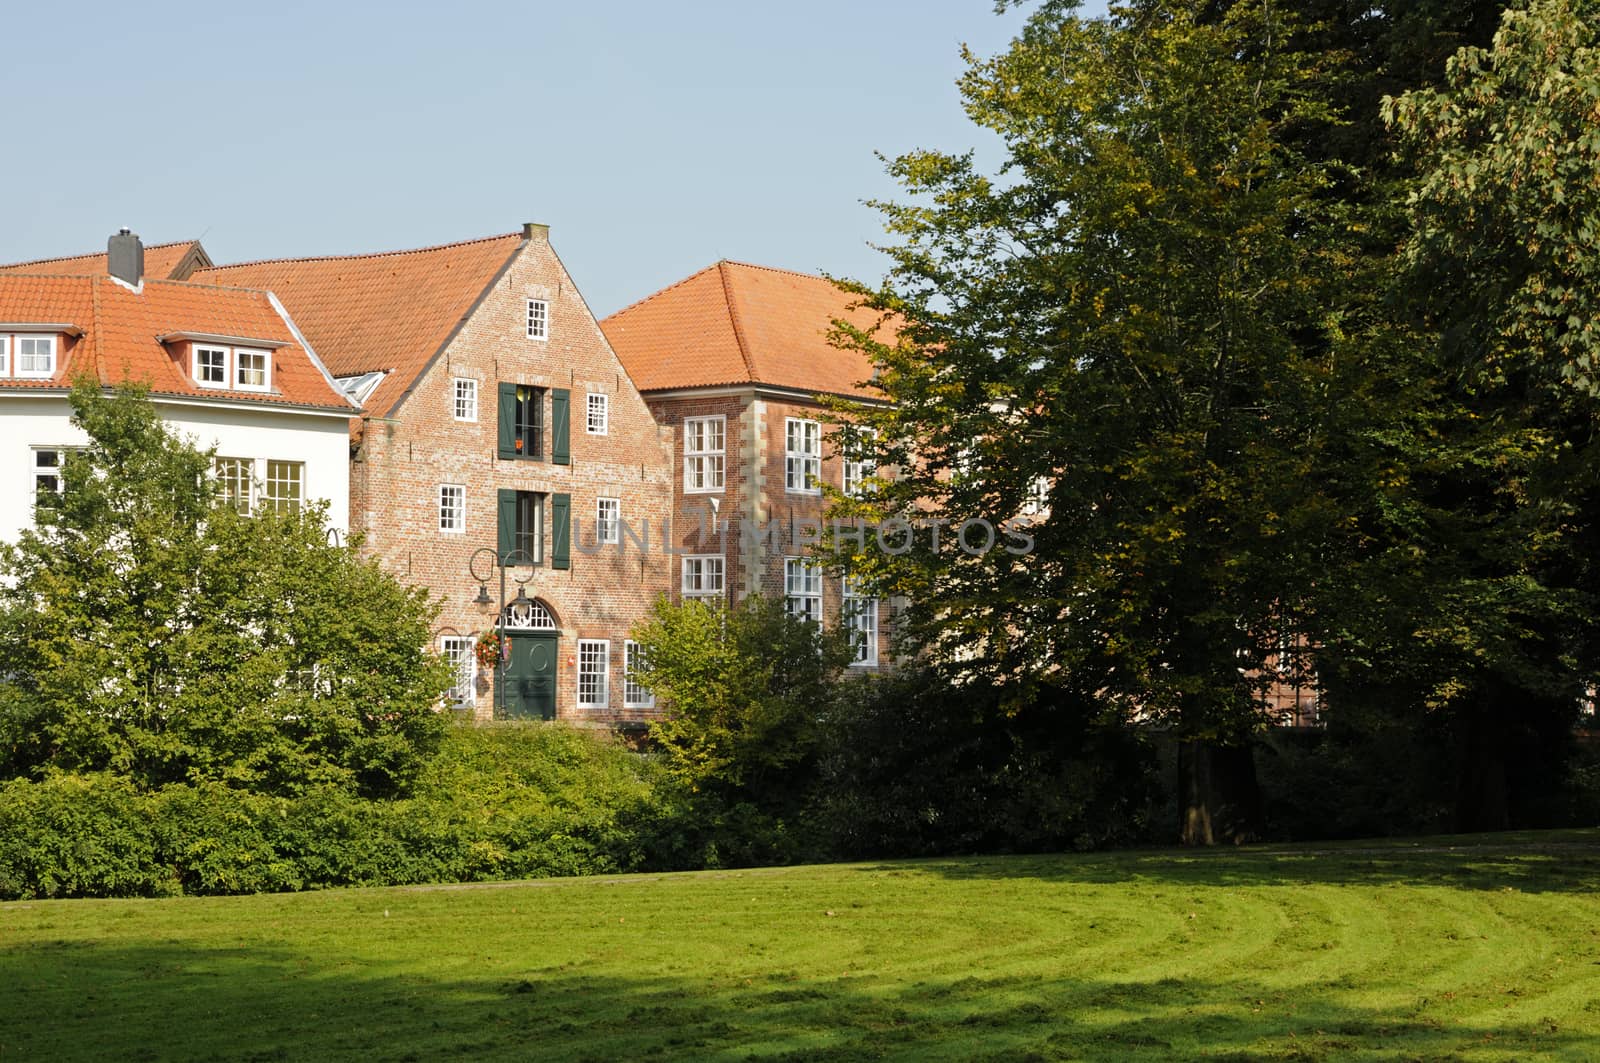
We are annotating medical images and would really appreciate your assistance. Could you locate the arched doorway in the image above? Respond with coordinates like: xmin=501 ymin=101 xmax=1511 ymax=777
xmin=497 ymin=596 xmax=559 ymax=720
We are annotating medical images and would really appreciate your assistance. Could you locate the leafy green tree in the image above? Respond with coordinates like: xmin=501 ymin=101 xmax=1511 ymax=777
xmin=630 ymin=595 xmax=853 ymax=862
xmin=1310 ymin=0 xmax=1600 ymax=828
xmin=0 ymin=381 xmax=452 ymax=797
xmin=1385 ymin=0 xmax=1600 ymax=396
xmin=833 ymin=0 xmax=1366 ymax=843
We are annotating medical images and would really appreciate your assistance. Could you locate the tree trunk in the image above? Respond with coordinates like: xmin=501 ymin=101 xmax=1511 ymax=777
xmin=1179 ymin=737 xmax=1265 ymax=845
xmin=1456 ymin=695 xmax=1511 ymax=832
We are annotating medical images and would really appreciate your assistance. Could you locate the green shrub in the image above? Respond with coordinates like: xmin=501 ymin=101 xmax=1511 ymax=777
xmin=0 ymin=724 xmax=679 ymax=900
xmin=816 ymin=669 xmax=1161 ymax=857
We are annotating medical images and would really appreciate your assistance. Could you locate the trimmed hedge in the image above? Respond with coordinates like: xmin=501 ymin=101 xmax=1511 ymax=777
xmin=0 ymin=724 xmax=675 ymax=900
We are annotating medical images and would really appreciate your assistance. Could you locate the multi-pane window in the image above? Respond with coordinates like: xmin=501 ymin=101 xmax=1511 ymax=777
xmin=32 ymin=448 xmax=65 ymax=505
xmin=843 ymin=577 xmax=879 ymax=666
xmin=263 ymin=460 xmax=303 ymax=513
xmin=1020 ymin=475 xmax=1051 ymax=517
xmin=12 ymin=335 xmax=56 ymax=378
xmin=785 ymin=418 xmax=822 ymax=494
xmin=194 ymin=346 xmax=229 ymax=388
xmin=513 ymin=385 xmax=544 ymax=458
xmin=785 ymin=558 xmax=822 ymax=624
xmin=684 ymin=416 xmax=725 ymax=492
xmin=842 ymin=427 xmax=877 ymax=496
xmin=511 ymin=491 xmax=545 ymax=564
xmin=215 ymin=457 xmax=253 ymax=513
xmin=439 ymin=484 xmax=466 ymax=533
xmin=440 ymin=636 xmax=476 ymax=706
xmin=235 ymin=349 xmax=270 ymax=391
xmin=526 ymin=299 xmax=549 ymax=340
xmin=682 ymin=555 xmax=725 ymax=602
xmin=624 ymin=640 xmax=655 ymax=708
xmin=453 ymin=378 xmax=478 ymax=422
xmin=596 ymin=497 xmax=620 ymax=545
xmin=577 ymin=639 xmax=609 ymax=707
xmin=586 ymin=392 xmax=609 ymax=435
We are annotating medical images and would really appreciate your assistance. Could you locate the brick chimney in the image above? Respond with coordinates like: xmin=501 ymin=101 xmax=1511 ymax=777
xmin=107 ymin=228 xmax=144 ymax=287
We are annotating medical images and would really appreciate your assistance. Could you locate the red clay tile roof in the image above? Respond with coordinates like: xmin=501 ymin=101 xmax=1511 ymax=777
xmin=194 ymin=233 xmax=525 ymax=419
xmin=0 ymin=240 xmax=212 ymax=281
xmin=601 ymin=261 xmax=892 ymax=400
xmin=0 ymin=274 xmax=353 ymax=411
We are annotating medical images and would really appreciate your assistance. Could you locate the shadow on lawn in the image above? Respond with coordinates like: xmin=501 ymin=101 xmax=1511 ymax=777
xmin=1 ymin=938 xmax=1584 ymax=1062
xmin=860 ymin=834 xmax=1600 ymax=895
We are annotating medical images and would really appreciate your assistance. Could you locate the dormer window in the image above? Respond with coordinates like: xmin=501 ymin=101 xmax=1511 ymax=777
xmin=194 ymin=346 xmax=229 ymax=388
xmin=235 ymin=349 xmax=270 ymax=391
xmin=0 ymin=333 xmax=58 ymax=379
xmin=186 ymin=342 xmax=271 ymax=393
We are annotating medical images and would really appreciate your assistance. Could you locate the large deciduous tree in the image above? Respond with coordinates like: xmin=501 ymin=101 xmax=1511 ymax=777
xmin=0 ymin=382 xmax=452 ymax=797
xmin=834 ymin=0 xmax=1364 ymax=843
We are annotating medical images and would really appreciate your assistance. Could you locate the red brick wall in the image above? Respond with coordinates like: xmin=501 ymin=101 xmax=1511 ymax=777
xmin=351 ymin=230 xmax=675 ymax=722
xmin=645 ymin=389 xmax=894 ymax=672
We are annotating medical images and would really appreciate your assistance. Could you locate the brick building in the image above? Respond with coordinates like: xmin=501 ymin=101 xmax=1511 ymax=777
xmin=602 ymin=260 xmax=895 ymax=670
xmin=199 ymin=226 xmax=675 ymax=723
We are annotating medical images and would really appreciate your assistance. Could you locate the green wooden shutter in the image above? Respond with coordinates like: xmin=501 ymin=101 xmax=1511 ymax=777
xmin=551 ymin=388 xmax=571 ymax=466
xmin=497 ymin=383 xmax=518 ymax=460
xmin=497 ymin=489 xmax=517 ymax=562
xmin=551 ymin=492 xmax=571 ymax=569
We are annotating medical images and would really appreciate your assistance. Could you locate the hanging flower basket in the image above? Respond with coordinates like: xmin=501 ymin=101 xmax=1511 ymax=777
xmin=475 ymin=632 xmax=505 ymax=670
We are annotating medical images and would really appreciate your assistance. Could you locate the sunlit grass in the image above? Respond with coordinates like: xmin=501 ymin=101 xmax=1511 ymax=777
xmin=4 ymin=831 xmax=1598 ymax=1060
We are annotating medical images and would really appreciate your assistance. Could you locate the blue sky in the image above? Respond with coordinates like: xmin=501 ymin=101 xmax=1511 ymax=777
xmin=2 ymin=1 xmax=1102 ymax=317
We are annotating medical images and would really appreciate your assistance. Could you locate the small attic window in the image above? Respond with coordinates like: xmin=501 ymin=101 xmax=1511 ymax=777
xmin=526 ymin=299 xmax=548 ymax=341
xmin=235 ymin=349 xmax=271 ymax=392
xmin=335 ymin=371 xmax=387 ymax=405
xmin=1 ymin=334 xmax=58 ymax=379
xmin=193 ymin=345 xmax=229 ymax=388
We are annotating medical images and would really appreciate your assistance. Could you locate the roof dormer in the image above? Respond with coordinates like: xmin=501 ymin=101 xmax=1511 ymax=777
xmin=0 ymin=322 xmax=82 ymax=380
xmin=158 ymin=331 xmax=291 ymax=394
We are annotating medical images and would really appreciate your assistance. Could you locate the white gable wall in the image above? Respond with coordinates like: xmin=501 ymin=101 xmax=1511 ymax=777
xmin=0 ymin=393 xmax=351 ymax=544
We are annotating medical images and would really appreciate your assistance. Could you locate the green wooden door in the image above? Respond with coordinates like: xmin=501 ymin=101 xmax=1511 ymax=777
xmin=499 ymin=632 xmax=558 ymax=720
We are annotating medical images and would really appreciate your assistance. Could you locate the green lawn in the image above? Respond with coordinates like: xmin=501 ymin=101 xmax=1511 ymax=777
xmin=4 ymin=832 xmax=1599 ymax=1061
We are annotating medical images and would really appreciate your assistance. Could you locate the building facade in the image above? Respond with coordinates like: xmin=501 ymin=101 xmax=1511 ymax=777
xmin=199 ymin=225 xmax=675 ymax=724
xmin=602 ymin=260 xmax=895 ymax=671
xmin=0 ymin=232 xmax=354 ymax=546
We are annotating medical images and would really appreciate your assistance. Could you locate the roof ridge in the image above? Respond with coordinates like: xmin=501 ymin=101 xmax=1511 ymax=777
xmin=0 ymin=239 xmax=200 ymax=271
xmin=717 ymin=261 xmax=759 ymax=383
xmin=197 ymin=231 xmax=522 ymax=273
xmin=602 ymin=261 xmax=725 ymax=322
xmin=717 ymin=259 xmax=837 ymax=282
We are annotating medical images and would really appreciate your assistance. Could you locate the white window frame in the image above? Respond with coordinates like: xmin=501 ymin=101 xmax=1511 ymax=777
xmin=440 ymin=636 xmax=477 ymax=706
xmin=526 ymin=298 xmax=549 ymax=341
xmin=596 ymin=497 xmax=620 ymax=545
xmin=453 ymin=378 xmax=479 ymax=422
xmin=12 ymin=334 xmax=57 ymax=379
xmin=0 ymin=336 xmax=9 ymax=376
xmin=785 ymin=557 xmax=822 ymax=624
xmin=192 ymin=345 xmax=230 ymax=389
xmin=215 ymin=456 xmax=255 ymax=514
xmin=682 ymin=554 xmax=725 ymax=602
xmin=843 ymin=427 xmax=877 ymax=497
xmin=843 ymin=577 xmax=879 ymax=667
xmin=624 ymin=640 xmax=655 ymax=709
xmin=263 ymin=460 xmax=304 ymax=513
xmin=234 ymin=348 xmax=272 ymax=393
xmin=785 ymin=418 xmax=822 ymax=495
xmin=577 ymin=639 xmax=610 ymax=708
xmin=683 ymin=415 xmax=726 ymax=493
xmin=586 ymin=392 xmax=609 ymax=435
xmin=32 ymin=446 xmax=70 ymax=508
xmin=438 ymin=483 xmax=466 ymax=534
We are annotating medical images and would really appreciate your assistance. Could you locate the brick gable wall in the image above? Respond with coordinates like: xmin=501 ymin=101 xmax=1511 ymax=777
xmin=351 ymin=230 xmax=674 ymax=722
